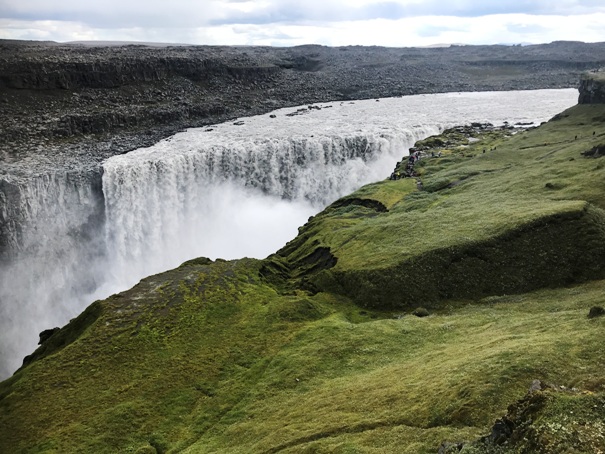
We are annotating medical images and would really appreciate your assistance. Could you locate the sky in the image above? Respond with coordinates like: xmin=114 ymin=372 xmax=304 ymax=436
xmin=1 ymin=0 xmax=605 ymax=47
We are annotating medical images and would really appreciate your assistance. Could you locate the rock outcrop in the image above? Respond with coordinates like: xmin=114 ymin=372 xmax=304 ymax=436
xmin=578 ymin=69 xmax=605 ymax=103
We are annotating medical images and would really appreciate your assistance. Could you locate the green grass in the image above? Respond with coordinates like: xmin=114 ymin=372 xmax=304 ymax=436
xmin=3 ymin=270 xmax=603 ymax=453
xmin=1 ymin=104 xmax=605 ymax=453
xmin=266 ymin=105 xmax=605 ymax=305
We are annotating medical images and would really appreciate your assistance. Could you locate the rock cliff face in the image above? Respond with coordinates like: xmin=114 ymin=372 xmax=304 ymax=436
xmin=578 ymin=70 xmax=605 ymax=103
xmin=0 ymin=56 xmax=279 ymax=90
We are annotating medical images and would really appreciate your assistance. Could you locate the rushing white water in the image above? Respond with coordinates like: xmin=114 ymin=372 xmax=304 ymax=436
xmin=103 ymin=88 xmax=578 ymax=287
xmin=0 ymin=172 xmax=105 ymax=377
xmin=0 ymin=88 xmax=578 ymax=378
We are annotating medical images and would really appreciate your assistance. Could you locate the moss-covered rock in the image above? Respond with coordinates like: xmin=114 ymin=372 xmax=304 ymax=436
xmin=443 ymin=385 xmax=605 ymax=453
xmin=578 ymin=69 xmax=605 ymax=104
xmin=321 ymin=203 xmax=605 ymax=309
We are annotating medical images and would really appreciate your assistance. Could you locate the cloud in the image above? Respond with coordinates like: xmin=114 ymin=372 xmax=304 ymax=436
xmin=4 ymin=1 xmax=605 ymax=30
xmin=506 ymin=23 xmax=549 ymax=35
xmin=208 ymin=0 xmax=605 ymax=26
xmin=209 ymin=1 xmax=342 ymax=26
xmin=1 ymin=0 xmax=223 ymax=28
xmin=1 ymin=1 xmax=605 ymax=46
xmin=416 ymin=24 xmax=464 ymax=38
xmin=230 ymin=24 xmax=297 ymax=45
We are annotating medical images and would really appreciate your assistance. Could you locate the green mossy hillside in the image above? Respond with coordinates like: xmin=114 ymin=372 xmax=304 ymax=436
xmin=265 ymin=104 xmax=605 ymax=309
xmin=0 ymin=259 xmax=343 ymax=453
xmin=1 ymin=103 xmax=604 ymax=453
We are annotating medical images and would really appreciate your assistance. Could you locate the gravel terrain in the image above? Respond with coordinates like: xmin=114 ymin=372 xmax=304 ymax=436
xmin=2 ymin=39 xmax=605 ymax=174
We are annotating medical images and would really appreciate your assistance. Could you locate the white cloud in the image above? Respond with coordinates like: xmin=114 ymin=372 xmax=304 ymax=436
xmin=1 ymin=1 xmax=605 ymax=46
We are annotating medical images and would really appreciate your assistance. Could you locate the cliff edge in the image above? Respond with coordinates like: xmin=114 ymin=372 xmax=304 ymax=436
xmin=3 ymin=40 xmax=605 ymax=171
xmin=578 ymin=69 xmax=605 ymax=103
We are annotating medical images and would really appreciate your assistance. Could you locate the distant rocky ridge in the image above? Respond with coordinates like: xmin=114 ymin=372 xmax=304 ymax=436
xmin=2 ymin=40 xmax=605 ymax=173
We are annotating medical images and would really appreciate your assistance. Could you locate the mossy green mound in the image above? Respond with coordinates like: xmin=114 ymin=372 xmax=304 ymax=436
xmin=266 ymin=104 xmax=605 ymax=309
xmin=1 ymin=103 xmax=605 ymax=453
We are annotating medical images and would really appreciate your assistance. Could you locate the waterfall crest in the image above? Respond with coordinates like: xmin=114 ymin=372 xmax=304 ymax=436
xmin=102 ymin=129 xmax=431 ymax=284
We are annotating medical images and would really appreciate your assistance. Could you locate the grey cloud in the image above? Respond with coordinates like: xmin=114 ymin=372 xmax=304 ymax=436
xmin=1 ymin=0 xmax=220 ymax=29
xmin=209 ymin=1 xmax=341 ymax=26
xmin=230 ymin=24 xmax=296 ymax=41
xmin=356 ymin=2 xmax=407 ymax=20
xmin=2 ymin=0 xmax=605 ymax=30
xmin=209 ymin=0 xmax=605 ymax=27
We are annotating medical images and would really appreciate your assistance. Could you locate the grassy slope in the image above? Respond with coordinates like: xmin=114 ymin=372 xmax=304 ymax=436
xmin=265 ymin=104 xmax=605 ymax=309
xmin=1 ymin=105 xmax=605 ymax=453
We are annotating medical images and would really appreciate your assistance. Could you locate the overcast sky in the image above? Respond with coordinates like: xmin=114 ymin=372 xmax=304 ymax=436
xmin=1 ymin=0 xmax=605 ymax=47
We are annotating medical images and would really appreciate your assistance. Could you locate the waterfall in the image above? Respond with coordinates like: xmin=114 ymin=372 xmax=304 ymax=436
xmin=0 ymin=89 xmax=579 ymax=378
xmin=101 ymin=129 xmax=431 ymax=285
xmin=0 ymin=171 xmax=105 ymax=378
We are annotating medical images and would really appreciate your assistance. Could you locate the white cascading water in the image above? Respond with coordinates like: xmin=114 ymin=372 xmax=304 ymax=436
xmin=101 ymin=132 xmax=424 ymax=285
xmin=0 ymin=171 xmax=105 ymax=377
xmin=0 ymin=89 xmax=579 ymax=378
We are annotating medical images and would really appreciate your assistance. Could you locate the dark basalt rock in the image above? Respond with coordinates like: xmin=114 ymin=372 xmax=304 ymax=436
xmin=38 ymin=327 xmax=60 ymax=345
xmin=582 ymin=143 xmax=605 ymax=158
xmin=2 ymin=39 xmax=605 ymax=165
xmin=588 ymin=305 xmax=605 ymax=318
xmin=578 ymin=70 xmax=605 ymax=104
xmin=438 ymin=383 xmax=549 ymax=453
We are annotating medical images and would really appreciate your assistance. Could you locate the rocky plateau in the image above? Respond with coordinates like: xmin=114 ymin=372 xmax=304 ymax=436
xmin=2 ymin=39 xmax=605 ymax=175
